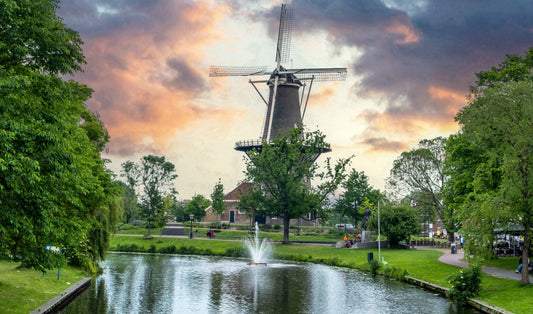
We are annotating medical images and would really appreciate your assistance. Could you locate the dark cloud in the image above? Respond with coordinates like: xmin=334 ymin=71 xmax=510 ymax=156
xmin=162 ymin=58 xmax=207 ymax=93
xmin=360 ymin=137 xmax=408 ymax=153
xmin=287 ymin=0 xmax=533 ymax=129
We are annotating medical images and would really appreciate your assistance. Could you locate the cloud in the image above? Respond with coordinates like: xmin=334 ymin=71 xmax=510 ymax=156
xmin=59 ymin=0 xmax=232 ymax=156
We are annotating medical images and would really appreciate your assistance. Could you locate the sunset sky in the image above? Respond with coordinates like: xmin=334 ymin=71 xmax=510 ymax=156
xmin=58 ymin=0 xmax=533 ymax=200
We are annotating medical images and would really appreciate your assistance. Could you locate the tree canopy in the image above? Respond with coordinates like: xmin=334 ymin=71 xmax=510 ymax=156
xmin=367 ymin=202 xmax=421 ymax=247
xmin=447 ymin=80 xmax=533 ymax=284
xmin=240 ymin=127 xmax=352 ymax=243
xmin=120 ymin=156 xmax=178 ymax=237
xmin=335 ymin=169 xmax=373 ymax=229
xmin=210 ymin=178 xmax=227 ymax=223
xmin=0 ymin=0 xmax=120 ymax=272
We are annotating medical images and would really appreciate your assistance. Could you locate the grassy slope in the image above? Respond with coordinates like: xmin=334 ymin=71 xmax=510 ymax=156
xmin=0 ymin=261 xmax=89 ymax=313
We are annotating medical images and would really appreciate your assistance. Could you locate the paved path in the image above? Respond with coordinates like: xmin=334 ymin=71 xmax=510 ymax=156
xmin=417 ymin=246 xmax=533 ymax=281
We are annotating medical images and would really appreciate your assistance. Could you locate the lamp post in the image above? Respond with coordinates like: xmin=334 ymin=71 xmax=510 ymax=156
xmin=189 ymin=214 xmax=194 ymax=239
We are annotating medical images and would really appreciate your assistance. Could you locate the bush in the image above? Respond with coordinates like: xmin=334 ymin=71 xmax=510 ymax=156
xmin=446 ymin=263 xmax=482 ymax=304
xmin=273 ymin=223 xmax=281 ymax=230
xmin=221 ymin=223 xmax=231 ymax=229
xmin=383 ymin=265 xmax=408 ymax=280
xmin=209 ymin=222 xmax=222 ymax=229
xmin=369 ymin=259 xmax=380 ymax=275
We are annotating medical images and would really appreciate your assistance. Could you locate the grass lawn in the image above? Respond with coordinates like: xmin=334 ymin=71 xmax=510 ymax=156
xmin=0 ymin=260 xmax=89 ymax=313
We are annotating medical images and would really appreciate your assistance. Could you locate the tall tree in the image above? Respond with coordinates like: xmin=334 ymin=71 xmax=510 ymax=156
xmin=386 ymin=137 xmax=456 ymax=240
xmin=335 ymin=169 xmax=372 ymax=230
xmin=241 ymin=127 xmax=352 ymax=243
xmin=0 ymin=0 xmax=120 ymax=272
xmin=120 ymin=156 xmax=178 ymax=237
xmin=448 ymin=80 xmax=533 ymax=284
xmin=211 ymin=178 xmax=227 ymax=223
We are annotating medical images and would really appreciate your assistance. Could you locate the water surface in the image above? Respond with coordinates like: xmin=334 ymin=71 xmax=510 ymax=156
xmin=61 ymin=253 xmax=477 ymax=313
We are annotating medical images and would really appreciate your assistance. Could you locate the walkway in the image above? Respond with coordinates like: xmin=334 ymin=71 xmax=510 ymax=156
xmin=418 ymin=246 xmax=533 ymax=281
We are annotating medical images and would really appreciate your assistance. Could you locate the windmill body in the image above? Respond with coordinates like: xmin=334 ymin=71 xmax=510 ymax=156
xmin=263 ymin=68 xmax=303 ymax=140
xmin=209 ymin=3 xmax=346 ymax=155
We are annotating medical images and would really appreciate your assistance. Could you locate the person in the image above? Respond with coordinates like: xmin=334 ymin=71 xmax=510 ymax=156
xmin=343 ymin=235 xmax=347 ymax=242
xmin=516 ymin=257 xmax=530 ymax=273
xmin=207 ymin=229 xmax=212 ymax=238
xmin=451 ymin=242 xmax=457 ymax=254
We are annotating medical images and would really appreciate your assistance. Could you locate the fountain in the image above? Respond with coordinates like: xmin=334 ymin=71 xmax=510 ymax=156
xmin=245 ymin=222 xmax=271 ymax=265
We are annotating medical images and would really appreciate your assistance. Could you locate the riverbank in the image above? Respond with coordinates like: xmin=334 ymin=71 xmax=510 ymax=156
xmin=108 ymin=235 xmax=533 ymax=313
xmin=0 ymin=261 xmax=90 ymax=313
xmin=5 ymin=234 xmax=531 ymax=313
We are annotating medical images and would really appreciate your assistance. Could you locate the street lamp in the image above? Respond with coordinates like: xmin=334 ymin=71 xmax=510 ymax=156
xmin=189 ymin=214 xmax=194 ymax=239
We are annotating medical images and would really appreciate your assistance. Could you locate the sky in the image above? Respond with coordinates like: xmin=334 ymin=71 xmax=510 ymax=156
xmin=57 ymin=0 xmax=533 ymax=200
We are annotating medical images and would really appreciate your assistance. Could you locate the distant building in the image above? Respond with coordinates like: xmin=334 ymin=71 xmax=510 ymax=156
xmin=204 ymin=182 xmax=319 ymax=227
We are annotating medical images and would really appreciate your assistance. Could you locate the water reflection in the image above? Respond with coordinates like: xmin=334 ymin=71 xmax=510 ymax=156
xmin=61 ymin=253 xmax=477 ymax=314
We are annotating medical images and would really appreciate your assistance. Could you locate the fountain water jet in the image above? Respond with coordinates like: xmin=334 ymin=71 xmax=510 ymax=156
xmin=245 ymin=222 xmax=272 ymax=265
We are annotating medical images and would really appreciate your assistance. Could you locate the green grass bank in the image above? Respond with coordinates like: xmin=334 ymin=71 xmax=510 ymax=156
xmin=110 ymin=235 xmax=533 ymax=314
xmin=0 ymin=261 xmax=89 ymax=313
xmin=2 ymin=234 xmax=531 ymax=313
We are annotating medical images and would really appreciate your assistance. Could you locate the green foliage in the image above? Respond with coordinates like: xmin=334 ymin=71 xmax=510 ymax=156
xmin=210 ymin=178 xmax=226 ymax=222
xmin=369 ymin=259 xmax=380 ymax=275
xmin=368 ymin=202 xmax=422 ymax=247
xmin=241 ymin=127 xmax=352 ymax=243
xmin=335 ymin=169 xmax=373 ymax=228
xmin=0 ymin=0 xmax=120 ymax=272
xmin=387 ymin=137 xmax=454 ymax=238
xmin=383 ymin=265 xmax=408 ymax=280
xmin=120 ymin=155 xmax=178 ymax=236
xmin=185 ymin=194 xmax=211 ymax=221
xmin=447 ymin=264 xmax=482 ymax=304
xmin=273 ymin=223 xmax=281 ymax=230
xmin=0 ymin=0 xmax=85 ymax=74
xmin=448 ymin=80 xmax=533 ymax=283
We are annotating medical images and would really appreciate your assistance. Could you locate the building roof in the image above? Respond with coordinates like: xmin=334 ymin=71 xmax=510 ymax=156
xmin=224 ymin=182 xmax=252 ymax=201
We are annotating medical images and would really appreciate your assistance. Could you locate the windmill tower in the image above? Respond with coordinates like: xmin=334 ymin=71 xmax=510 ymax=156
xmin=210 ymin=4 xmax=347 ymax=158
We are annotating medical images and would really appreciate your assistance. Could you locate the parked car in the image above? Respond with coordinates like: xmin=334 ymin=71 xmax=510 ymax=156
xmin=335 ymin=224 xmax=355 ymax=233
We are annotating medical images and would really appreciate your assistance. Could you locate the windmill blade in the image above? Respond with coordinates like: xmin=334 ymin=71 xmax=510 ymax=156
xmin=283 ymin=68 xmax=348 ymax=81
xmin=275 ymin=3 xmax=293 ymax=66
xmin=209 ymin=65 xmax=269 ymax=77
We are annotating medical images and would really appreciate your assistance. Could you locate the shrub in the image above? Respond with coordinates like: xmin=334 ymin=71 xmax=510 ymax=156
xmin=369 ymin=259 xmax=380 ymax=275
xmin=210 ymin=222 xmax=222 ymax=229
xmin=383 ymin=265 xmax=408 ymax=280
xmin=225 ymin=247 xmax=245 ymax=257
xmin=447 ymin=263 xmax=482 ymax=304
xmin=158 ymin=245 xmax=177 ymax=254
xmin=273 ymin=223 xmax=281 ymax=230
xmin=221 ymin=223 xmax=231 ymax=229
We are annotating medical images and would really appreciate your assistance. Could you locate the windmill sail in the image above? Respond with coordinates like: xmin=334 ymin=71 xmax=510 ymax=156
xmin=208 ymin=3 xmax=346 ymax=150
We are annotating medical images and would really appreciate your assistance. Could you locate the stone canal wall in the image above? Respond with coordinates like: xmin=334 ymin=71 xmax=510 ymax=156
xmin=31 ymin=277 xmax=91 ymax=314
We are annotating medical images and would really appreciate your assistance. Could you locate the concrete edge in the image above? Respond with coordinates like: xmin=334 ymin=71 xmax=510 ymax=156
xmin=31 ymin=277 xmax=92 ymax=314
xmin=404 ymin=276 xmax=512 ymax=314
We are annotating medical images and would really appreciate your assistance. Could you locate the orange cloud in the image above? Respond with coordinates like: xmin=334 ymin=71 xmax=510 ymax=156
xmin=386 ymin=17 xmax=421 ymax=44
xmin=76 ymin=1 xmax=234 ymax=155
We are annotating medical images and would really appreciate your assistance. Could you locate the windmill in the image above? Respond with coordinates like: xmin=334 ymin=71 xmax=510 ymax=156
xmin=209 ymin=3 xmax=347 ymax=157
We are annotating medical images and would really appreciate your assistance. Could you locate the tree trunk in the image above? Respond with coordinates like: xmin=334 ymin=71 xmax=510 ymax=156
xmin=521 ymin=225 xmax=530 ymax=284
xmin=283 ymin=215 xmax=290 ymax=244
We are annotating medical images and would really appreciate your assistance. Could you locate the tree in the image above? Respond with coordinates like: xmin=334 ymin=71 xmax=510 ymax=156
xmin=241 ymin=127 xmax=352 ymax=243
xmin=211 ymin=178 xmax=227 ymax=223
xmin=367 ymin=202 xmax=422 ymax=247
xmin=386 ymin=137 xmax=457 ymax=240
xmin=447 ymin=80 xmax=533 ymax=284
xmin=0 ymin=0 xmax=85 ymax=74
xmin=0 ymin=0 xmax=120 ymax=272
xmin=185 ymin=195 xmax=211 ymax=221
xmin=120 ymin=156 xmax=178 ymax=237
xmin=335 ymin=169 xmax=373 ymax=230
